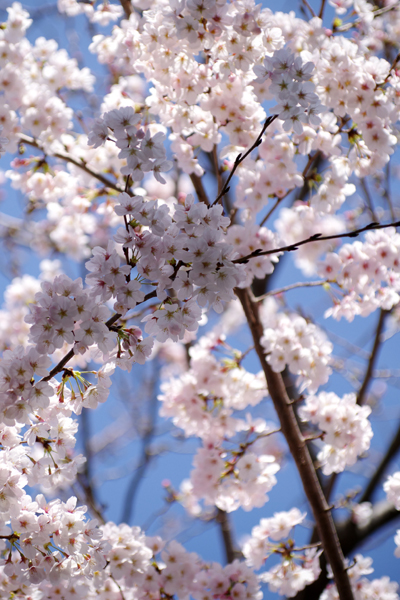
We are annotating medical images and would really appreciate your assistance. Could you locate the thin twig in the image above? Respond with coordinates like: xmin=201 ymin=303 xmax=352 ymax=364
xmin=359 ymin=178 xmax=377 ymax=221
xmin=356 ymin=309 xmax=387 ymax=406
xmin=232 ymin=220 xmax=400 ymax=264
xmin=110 ymin=575 xmax=127 ymax=600
xmin=384 ymin=161 xmax=396 ymax=221
xmin=319 ymin=0 xmax=326 ymax=19
xmin=323 ymin=328 xmax=370 ymax=361
xmin=121 ymin=366 xmax=159 ymax=524
xmin=253 ymin=280 xmax=327 ymax=302
xmin=212 ymin=115 xmax=278 ymax=207
xmin=360 ymin=418 xmax=400 ymax=504
xmin=77 ymin=407 xmax=106 ymax=524
xmin=19 ymin=133 xmax=124 ymax=194
xmin=335 ymin=4 xmax=398 ymax=31
xmin=376 ymin=51 xmax=400 ymax=88
xmin=142 ymin=502 xmax=173 ymax=532
xmin=301 ymin=0 xmax=317 ymax=18
xmin=259 ymin=197 xmax=284 ymax=227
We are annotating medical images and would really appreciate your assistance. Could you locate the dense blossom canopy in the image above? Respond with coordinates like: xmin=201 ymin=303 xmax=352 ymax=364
xmin=1 ymin=0 xmax=400 ymax=599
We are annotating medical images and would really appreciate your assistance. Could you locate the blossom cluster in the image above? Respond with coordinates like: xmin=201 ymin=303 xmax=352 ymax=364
xmin=160 ymin=335 xmax=280 ymax=512
xmin=0 ymin=520 xmax=263 ymax=600
xmin=99 ymin=526 xmax=261 ymax=600
xmin=1 ymin=2 xmax=117 ymax=262
xmin=0 ymin=494 xmax=106 ymax=592
xmin=159 ymin=336 xmax=267 ymax=438
xmin=58 ymin=0 xmax=124 ymax=24
xmin=299 ymin=391 xmax=373 ymax=475
xmin=274 ymin=205 xmax=344 ymax=276
xmin=111 ymin=184 xmax=247 ymax=319
xmin=0 ymin=345 xmax=53 ymax=425
xmin=190 ymin=435 xmax=279 ymax=513
xmin=254 ymin=47 xmax=324 ymax=134
xmin=226 ymin=223 xmax=280 ymax=285
xmin=88 ymin=106 xmax=172 ymax=184
xmin=0 ymin=272 xmax=42 ymax=351
xmin=25 ymin=274 xmax=112 ymax=358
xmin=243 ymin=508 xmax=322 ymax=598
xmin=319 ymin=228 xmax=400 ymax=321
xmin=1 ymin=3 xmax=94 ymax=154
xmin=261 ymin=311 xmax=333 ymax=393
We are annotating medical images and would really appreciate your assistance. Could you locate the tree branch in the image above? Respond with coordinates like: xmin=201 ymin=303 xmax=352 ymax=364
xmin=233 ymin=220 xmax=400 ymax=264
xmin=77 ymin=407 xmax=106 ymax=524
xmin=360 ymin=418 xmax=400 ymax=504
xmin=190 ymin=173 xmax=210 ymax=206
xmin=212 ymin=115 xmax=278 ymax=206
xmin=356 ymin=309 xmax=387 ymax=406
xmin=301 ymin=0 xmax=316 ymax=18
xmin=119 ymin=0 xmax=133 ymax=19
xmin=121 ymin=369 xmax=158 ymax=524
xmin=212 ymin=144 xmax=223 ymax=196
xmin=216 ymin=509 xmax=242 ymax=563
xmin=335 ymin=4 xmax=398 ymax=31
xmin=19 ymin=133 xmax=124 ymax=194
xmin=39 ymin=289 xmax=158 ymax=384
xmin=293 ymin=499 xmax=400 ymax=600
xmin=338 ymin=500 xmax=400 ymax=555
xmin=253 ymin=280 xmax=327 ymax=302
xmin=235 ymin=287 xmax=354 ymax=600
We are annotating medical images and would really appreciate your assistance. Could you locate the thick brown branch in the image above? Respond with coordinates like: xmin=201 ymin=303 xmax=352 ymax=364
xmin=235 ymin=287 xmax=354 ymax=600
xmin=119 ymin=0 xmax=133 ymax=19
xmin=294 ymin=500 xmax=400 ymax=600
xmin=212 ymin=144 xmax=223 ymax=196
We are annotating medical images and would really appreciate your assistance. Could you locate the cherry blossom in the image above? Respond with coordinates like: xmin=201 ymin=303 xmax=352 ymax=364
xmin=1 ymin=0 xmax=400 ymax=598
xmin=299 ymin=392 xmax=372 ymax=474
